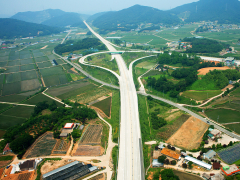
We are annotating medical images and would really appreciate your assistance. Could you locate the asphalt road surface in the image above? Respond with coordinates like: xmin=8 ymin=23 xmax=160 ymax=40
xmin=84 ymin=21 xmax=144 ymax=180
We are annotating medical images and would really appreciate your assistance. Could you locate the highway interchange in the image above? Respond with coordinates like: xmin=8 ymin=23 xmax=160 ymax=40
xmin=56 ymin=22 xmax=240 ymax=180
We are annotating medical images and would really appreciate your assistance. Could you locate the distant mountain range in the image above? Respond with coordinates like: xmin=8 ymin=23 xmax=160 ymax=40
xmin=169 ymin=0 xmax=240 ymax=24
xmin=11 ymin=9 xmax=89 ymax=28
xmin=0 ymin=18 xmax=63 ymax=39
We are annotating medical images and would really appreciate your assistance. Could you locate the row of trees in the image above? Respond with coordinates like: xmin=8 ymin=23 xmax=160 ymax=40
xmin=54 ymin=38 xmax=107 ymax=55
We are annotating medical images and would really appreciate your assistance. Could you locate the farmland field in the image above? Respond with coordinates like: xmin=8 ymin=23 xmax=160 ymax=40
xmin=20 ymin=58 xmax=34 ymax=65
xmin=8 ymin=60 xmax=20 ymax=66
xmin=2 ymin=82 xmax=21 ymax=95
xmin=5 ymin=66 xmax=20 ymax=73
xmin=0 ymin=104 xmax=10 ymax=111
xmin=135 ymin=61 xmax=156 ymax=70
xmin=21 ymin=79 xmax=40 ymax=92
xmin=24 ymin=94 xmax=62 ymax=106
xmin=43 ymin=74 xmax=68 ymax=87
xmin=181 ymin=90 xmax=222 ymax=101
xmin=2 ymin=106 xmax=34 ymax=118
xmin=25 ymin=132 xmax=57 ymax=158
xmin=205 ymin=108 xmax=240 ymax=124
xmin=225 ymin=124 xmax=240 ymax=134
xmin=37 ymin=61 xmax=52 ymax=68
xmin=218 ymin=143 xmax=240 ymax=164
xmin=20 ymin=64 xmax=35 ymax=71
xmin=46 ymin=80 xmax=90 ymax=97
xmin=0 ymin=115 xmax=26 ymax=129
xmin=34 ymin=56 xmax=49 ymax=62
xmin=32 ymin=50 xmax=45 ymax=57
xmin=40 ymin=66 xmax=64 ymax=77
xmin=0 ymin=94 xmax=26 ymax=102
xmin=5 ymin=73 xmax=21 ymax=83
xmin=79 ymin=125 xmax=103 ymax=145
xmin=0 ymin=56 xmax=8 ymax=61
xmin=52 ymin=139 xmax=70 ymax=155
xmin=92 ymin=97 xmax=111 ymax=117
xmin=0 ymin=61 xmax=8 ymax=67
xmin=21 ymin=70 xmax=38 ymax=81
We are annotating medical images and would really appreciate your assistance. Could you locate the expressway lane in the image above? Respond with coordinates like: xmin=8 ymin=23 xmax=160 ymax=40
xmin=83 ymin=21 xmax=143 ymax=180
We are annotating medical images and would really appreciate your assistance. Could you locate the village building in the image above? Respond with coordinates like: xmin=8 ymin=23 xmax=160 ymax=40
xmin=212 ymin=162 xmax=221 ymax=170
xmin=211 ymin=173 xmax=225 ymax=180
xmin=60 ymin=123 xmax=75 ymax=137
xmin=3 ymin=143 xmax=12 ymax=154
xmin=203 ymin=150 xmax=216 ymax=160
xmin=19 ymin=160 xmax=36 ymax=171
xmin=185 ymin=156 xmax=212 ymax=170
xmin=202 ymin=173 xmax=211 ymax=180
xmin=208 ymin=129 xmax=221 ymax=140
xmin=221 ymin=165 xmax=240 ymax=176
xmin=160 ymin=148 xmax=181 ymax=161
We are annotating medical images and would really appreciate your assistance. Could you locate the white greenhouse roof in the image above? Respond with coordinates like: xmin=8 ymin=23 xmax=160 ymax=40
xmin=185 ymin=156 xmax=212 ymax=170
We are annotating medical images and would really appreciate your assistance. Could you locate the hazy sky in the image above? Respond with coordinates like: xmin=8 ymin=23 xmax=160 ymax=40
xmin=0 ymin=0 xmax=199 ymax=16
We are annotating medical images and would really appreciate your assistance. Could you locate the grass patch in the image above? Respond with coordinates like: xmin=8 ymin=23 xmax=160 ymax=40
xmin=189 ymin=78 xmax=219 ymax=90
xmin=181 ymin=90 xmax=222 ymax=101
xmin=0 ymin=156 xmax=13 ymax=161
xmin=122 ymin=52 xmax=154 ymax=68
xmin=92 ymin=97 xmax=111 ymax=117
xmin=111 ymin=146 xmax=118 ymax=180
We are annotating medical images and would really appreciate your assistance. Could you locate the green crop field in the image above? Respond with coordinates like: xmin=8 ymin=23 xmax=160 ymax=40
xmin=5 ymin=66 xmax=19 ymax=73
xmin=34 ymin=56 xmax=49 ymax=62
xmin=142 ymin=70 xmax=162 ymax=77
xmin=46 ymin=81 xmax=90 ymax=97
xmin=205 ymin=108 xmax=240 ymax=132
xmin=55 ymin=59 xmax=64 ymax=65
xmin=225 ymin=123 xmax=240 ymax=134
xmin=20 ymin=53 xmax=32 ymax=59
xmin=40 ymin=66 xmax=64 ymax=77
xmin=0 ymin=115 xmax=26 ymax=129
xmin=20 ymin=58 xmax=34 ymax=65
xmin=32 ymin=50 xmax=45 ymax=57
xmin=0 ymin=156 xmax=13 ymax=161
xmin=189 ymin=78 xmax=218 ymax=90
xmin=0 ymin=130 xmax=6 ymax=138
xmin=7 ymin=60 xmax=20 ymax=66
xmin=93 ymin=97 xmax=111 ymax=117
xmin=0 ymin=104 xmax=10 ymax=111
xmin=2 ymin=82 xmax=21 ymax=95
xmin=21 ymin=70 xmax=38 ymax=81
xmin=9 ymin=55 xmax=19 ymax=61
xmin=2 ymin=106 xmax=34 ymax=118
xmin=5 ymin=73 xmax=21 ymax=83
xmin=43 ymin=74 xmax=68 ymax=87
xmin=182 ymin=90 xmax=222 ymax=101
xmin=231 ymin=87 xmax=240 ymax=97
xmin=37 ymin=61 xmax=52 ymax=68
xmin=0 ymin=94 xmax=26 ymax=102
xmin=24 ymin=94 xmax=62 ymax=106
xmin=58 ymin=83 xmax=96 ymax=100
xmin=0 ymin=61 xmax=8 ymax=67
xmin=20 ymin=64 xmax=35 ymax=71
xmin=47 ymin=54 xmax=59 ymax=60
xmin=136 ymin=61 xmax=156 ymax=70
xmin=0 ymin=56 xmax=8 ymax=61
xmin=0 ymin=74 xmax=4 ymax=85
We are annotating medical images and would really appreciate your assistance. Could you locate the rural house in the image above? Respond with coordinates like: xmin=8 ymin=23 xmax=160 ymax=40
xmin=3 ymin=143 xmax=12 ymax=154
xmin=160 ymin=148 xmax=181 ymax=161
xmin=208 ymin=129 xmax=221 ymax=140
xmin=203 ymin=150 xmax=216 ymax=160
xmin=212 ymin=162 xmax=221 ymax=170
xmin=60 ymin=123 xmax=75 ymax=137
xmin=221 ymin=165 xmax=240 ymax=176
xmin=19 ymin=160 xmax=36 ymax=171
xmin=202 ymin=173 xmax=211 ymax=180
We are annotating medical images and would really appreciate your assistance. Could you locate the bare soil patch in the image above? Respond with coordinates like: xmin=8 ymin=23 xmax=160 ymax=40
xmin=89 ymin=173 xmax=105 ymax=180
xmin=41 ymin=159 xmax=74 ymax=175
xmin=79 ymin=125 xmax=103 ymax=145
xmin=70 ymin=67 xmax=79 ymax=74
xmin=73 ymin=145 xmax=103 ymax=156
xmin=0 ymin=160 xmax=11 ymax=168
xmin=41 ymin=45 xmax=48 ymax=49
xmin=198 ymin=66 xmax=230 ymax=75
xmin=222 ymin=84 xmax=234 ymax=92
xmin=165 ymin=111 xmax=182 ymax=121
xmin=167 ymin=116 xmax=209 ymax=150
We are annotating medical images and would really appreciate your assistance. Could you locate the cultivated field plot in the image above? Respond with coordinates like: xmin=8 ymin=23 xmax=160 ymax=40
xmin=73 ymin=145 xmax=102 ymax=156
xmin=0 ymin=115 xmax=26 ymax=129
xmin=0 ymin=56 xmax=8 ymax=61
xmin=21 ymin=79 xmax=40 ymax=92
xmin=25 ymin=132 xmax=57 ymax=158
xmin=218 ymin=143 xmax=240 ymax=164
xmin=52 ymin=139 xmax=70 ymax=155
xmin=24 ymin=94 xmax=62 ymax=106
xmin=37 ymin=61 xmax=52 ymax=68
xmin=2 ymin=82 xmax=21 ymax=95
xmin=8 ymin=60 xmax=20 ymax=66
xmin=40 ymin=66 xmax=64 ymax=77
xmin=21 ymin=70 xmax=38 ymax=81
xmin=167 ymin=116 xmax=209 ymax=150
xmin=181 ymin=90 xmax=222 ymax=101
xmin=9 ymin=55 xmax=19 ymax=61
xmin=0 ymin=160 xmax=12 ymax=168
xmin=0 ymin=94 xmax=26 ymax=102
xmin=46 ymin=81 xmax=90 ymax=97
xmin=34 ymin=56 xmax=49 ymax=62
xmin=135 ymin=61 xmax=156 ymax=70
xmin=5 ymin=73 xmax=21 ymax=83
xmin=20 ymin=64 xmax=35 ymax=71
xmin=20 ymin=58 xmax=34 ymax=65
xmin=198 ymin=67 xmax=230 ymax=75
xmin=79 ymin=125 xmax=103 ymax=145
xmin=32 ymin=50 xmax=45 ymax=57
xmin=5 ymin=66 xmax=20 ymax=73
xmin=0 ymin=61 xmax=8 ymax=67
xmin=43 ymin=74 xmax=68 ymax=87
xmin=2 ymin=106 xmax=34 ymax=118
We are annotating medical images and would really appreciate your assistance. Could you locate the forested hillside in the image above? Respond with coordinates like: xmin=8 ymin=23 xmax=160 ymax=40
xmin=92 ymin=5 xmax=180 ymax=31
xmin=169 ymin=0 xmax=240 ymax=24
xmin=0 ymin=18 xmax=63 ymax=39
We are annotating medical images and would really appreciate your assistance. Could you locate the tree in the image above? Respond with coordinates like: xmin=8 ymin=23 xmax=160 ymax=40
xmin=167 ymin=144 xmax=172 ymax=149
xmin=182 ymin=163 xmax=187 ymax=168
xmin=171 ymin=160 xmax=177 ymax=165
xmin=53 ymin=131 xmax=61 ymax=139
xmin=228 ymin=141 xmax=233 ymax=146
xmin=158 ymin=155 xmax=167 ymax=163
xmin=10 ymin=134 xmax=34 ymax=154
xmin=160 ymin=169 xmax=179 ymax=180
xmin=71 ymin=129 xmax=81 ymax=139
xmin=171 ymin=147 xmax=176 ymax=151
xmin=164 ymin=159 xmax=170 ymax=165
xmin=188 ymin=161 xmax=193 ymax=169
xmin=49 ymin=101 xmax=57 ymax=111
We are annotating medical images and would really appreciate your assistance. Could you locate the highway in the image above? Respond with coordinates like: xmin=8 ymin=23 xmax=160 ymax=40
xmin=83 ymin=21 xmax=144 ymax=180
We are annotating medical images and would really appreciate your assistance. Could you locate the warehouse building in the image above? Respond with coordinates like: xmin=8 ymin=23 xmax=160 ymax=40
xmin=185 ymin=156 xmax=212 ymax=170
